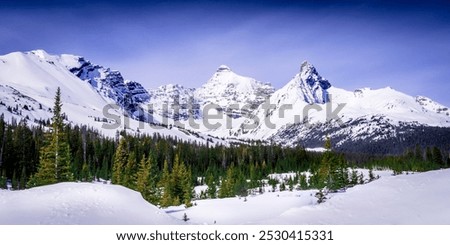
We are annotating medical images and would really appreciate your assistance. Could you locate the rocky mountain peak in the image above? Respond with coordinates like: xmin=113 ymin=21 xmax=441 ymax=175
xmin=217 ymin=65 xmax=231 ymax=72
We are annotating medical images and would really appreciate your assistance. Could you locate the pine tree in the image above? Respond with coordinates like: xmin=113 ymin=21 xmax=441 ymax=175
xmin=136 ymin=155 xmax=150 ymax=195
xmin=432 ymin=146 xmax=443 ymax=167
xmin=219 ymin=165 xmax=235 ymax=198
xmin=80 ymin=162 xmax=93 ymax=182
xmin=28 ymin=87 xmax=73 ymax=187
xmin=159 ymin=159 xmax=172 ymax=207
xmin=350 ymin=169 xmax=359 ymax=186
xmin=136 ymin=154 xmax=160 ymax=205
xmin=123 ymin=152 xmax=137 ymax=189
xmin=205 ymin=173 xmax=217 ymax=198
xmin=299 ymin=173 xmax=308 ymax=190
xmin=182 ymin=165 xmax=193 ymax=207
xmin=146 ymin=153 xmax=160 ymax=204
xmin=287 ymin=177 xmax=294 ymax=191
xmin=112 ymin=137 xmax=128 ymax=185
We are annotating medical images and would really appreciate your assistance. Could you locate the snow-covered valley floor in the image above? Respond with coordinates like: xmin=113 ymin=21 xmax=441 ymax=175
xmin=0 ymin=182 xmax=181 ymax=225
xmin=166 ymin=169 xmax=450 ymax=225
xmin=1 ymin=169 xmax=449 ymax=225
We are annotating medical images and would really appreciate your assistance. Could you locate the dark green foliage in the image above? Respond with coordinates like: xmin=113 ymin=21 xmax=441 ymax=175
xmin=299 ymin=173 xmax=308 ymax=190
xmin=268 ymin=177 xmax=278 ymax=192
xmin=112 ymin=137 xmax=128 ymax=185
xmin=205 ymin=173 xmax=217 ymax=199
xmin=28 ymin=87 xmax=73 ymax=187
xmin=136 ymin=154 xmax=160 ymax=205
xmin=218 ymin=165 xmax=236 ymax=198
xmin=158 ymin=154 xmax=193 ymax=207
xmin=287 ymin=177 xmax=294 ymax=191
xmin=311 ymin=138 xmax=350 ymax=191
xmin=432 ymin=146 xmax=443 ymax=167
xmin=0 ymin=90 xmax=448 ymax=208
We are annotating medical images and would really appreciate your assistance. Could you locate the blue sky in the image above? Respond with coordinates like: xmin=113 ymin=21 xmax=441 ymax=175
xmin=1 ymin=0 xmax=450 ymax=105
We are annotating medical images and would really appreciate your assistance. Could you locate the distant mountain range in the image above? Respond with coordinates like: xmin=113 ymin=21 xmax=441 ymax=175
xmin=0 ymin=50 xmax=449 ymax=154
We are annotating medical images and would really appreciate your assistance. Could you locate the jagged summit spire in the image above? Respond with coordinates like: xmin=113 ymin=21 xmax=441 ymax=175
xmin=216 ymin=65 xmax=231 ymax=72
xmin=300 ymin=60 xmax=316 ymax=75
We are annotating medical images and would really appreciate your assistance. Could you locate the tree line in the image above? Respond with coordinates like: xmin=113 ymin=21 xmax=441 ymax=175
xmin=0 ymin=88 xmax=449 ymax=207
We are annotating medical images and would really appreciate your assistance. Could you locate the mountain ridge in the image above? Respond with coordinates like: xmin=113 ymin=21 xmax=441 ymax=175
xmin=0 ymin=50 xmax=449 ymax=154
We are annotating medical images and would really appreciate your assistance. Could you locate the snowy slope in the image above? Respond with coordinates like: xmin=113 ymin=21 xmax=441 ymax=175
xmin=218 ymin=62 xmax=450 ymax=151
xmin=145 ymin=84 xmax=198 ymax=120
xmin=195 ymin=65 xmax=274 ymax=118
xmin=0 ymin=50 xmax=449 ymax=151
xmin=0 ymin=182 xmax=181 ymax=225
xmin=167 ymin=169 xmax=450 ymax=225
xmin=0 ymin=50 xmax=222 ymax=145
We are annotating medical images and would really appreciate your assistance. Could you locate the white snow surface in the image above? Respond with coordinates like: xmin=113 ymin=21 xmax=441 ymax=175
xmin=0 ymin=182 xmax=181 ymax=225
xmin=0 ymin=49 xmax=449 ymax=146
xmin=0 ymin=50 xmax=223 ymax=145
xmin=167 ymin=169 xmax=450 ymax=225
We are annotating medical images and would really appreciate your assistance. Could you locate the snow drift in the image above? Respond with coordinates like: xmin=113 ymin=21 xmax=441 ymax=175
xmin=0 ymin=182 xmax=181 ymax=225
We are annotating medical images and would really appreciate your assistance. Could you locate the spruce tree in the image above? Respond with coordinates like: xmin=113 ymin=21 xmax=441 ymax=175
xmin=182 ymin=165 xmax=193 ymax=207
xmin=219 ymin=165 xmax=235 ymax=198
xmin=112 ymin=137 xmax=128 ymax=185
xmin=159 ymin=159 xmax=172 ymax=207
xmin=136 ymin=155 xmax=150 ymax=196
xmin=136 ymin=154 xmax=160 ymax=205
xmin=80 ymin=162 xmax=93 ymax=182
xmin=432 ymin=147 xmax=443 ymax=167
xmin=205 ymin=173 xmax=217 ymax=198
xmin=28 ymin=87 xmax=73 ymax=187
xmin=123 ymin=152 xmax=137 ymax=189
xmin=299 ymin=173 xmax=308 ymax=190
xmin=146 ymin=153 xmax=161 ymax=204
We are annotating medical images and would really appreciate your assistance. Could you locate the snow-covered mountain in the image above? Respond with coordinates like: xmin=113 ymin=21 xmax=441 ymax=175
xmin=0 ymin=50 xmax=223 ymax=145
xmin=201 ymin=61 xmax=450 ymax=153
xmin=146 ymin=84 xmax=198 ymax=121
xmin=59 ymin=53 xmax=151 ymax=120
xmin=195 ymin=65 xmax=275 ymax=118
xmin=0 ymin=50 xmax=449 ymax=153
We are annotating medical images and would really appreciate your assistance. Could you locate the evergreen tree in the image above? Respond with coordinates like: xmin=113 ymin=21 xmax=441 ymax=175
xmin=205 ymin=173 xmax=217 ymax=198
xmin=123 ymin=152 xmax=137 ymax=189
xmin=219 ymin=165 xmax=235 ymax=198
xmin=287 ymin=177 xmax=294 ymax=191
xmin=112 ymin=137 xmax=128 ymax=185
xmin=414 ymin=144 xmax=423 ymax=161
xmin=146 ymin=153 xmax=161 ymax=204
xmin=432 ymin=146 xmax=443 ymax=167
xmin=159 ymin=159 xmax=172 ymax=207
xmin=350 ymin=169 xmax=359 ymax=186
xmin=157 ymin=153 xmax=193 ymax=207
xmin=80 ymin=162 xmax=93 ymax=182
xmin=182 ymin=165 xmax=193 ymax=207
xmin=299 ymin=173 xmax=308 ymax=190
xmin=136 ymin=155 xmax=150 ymax=196
xmin=28 ymin=87 xmax=73 ymax=187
